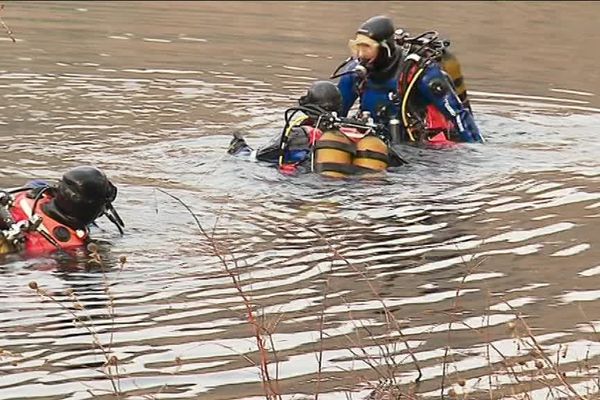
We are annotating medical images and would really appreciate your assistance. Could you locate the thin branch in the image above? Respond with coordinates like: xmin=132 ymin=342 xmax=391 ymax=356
xmin=0 ymin=4 xmax=16 ymax=43
xmin=501 ymin=299 xmax=586 ymax=400
xmin=307 ymin=226 xmax=423 ymax=383
xmin=315 ymin=279 xmax=329 ymax=400
xmin=156 ymin=188 xmax=280 ymax=399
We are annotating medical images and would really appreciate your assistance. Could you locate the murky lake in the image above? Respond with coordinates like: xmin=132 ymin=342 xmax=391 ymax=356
xmin=1 ymin=1 xmax=600 ymax=399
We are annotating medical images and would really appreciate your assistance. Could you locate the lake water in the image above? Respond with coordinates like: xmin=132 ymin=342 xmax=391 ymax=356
xmin=1 ymin=2 xmax=600 ymax=399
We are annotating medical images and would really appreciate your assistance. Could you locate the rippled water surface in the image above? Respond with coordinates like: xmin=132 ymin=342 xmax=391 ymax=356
xmin=1 ymin=2 xmax=600 ymax=399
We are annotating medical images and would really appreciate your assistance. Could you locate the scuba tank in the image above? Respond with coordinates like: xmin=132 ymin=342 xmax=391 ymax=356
xmin=313 ymin=130 xmax=356 ymax=178
xmin=0 ymin=236 xmax=13 ymax=255
xmin=394 ymin=29 xmax=471 ymax=110
xmin=440 ymin=51 xmax=470 ymax=110
xmin=0 ymin=193 xmax=16 ymax=255
xmin=353 ymin=135 xmax=389 ymax=172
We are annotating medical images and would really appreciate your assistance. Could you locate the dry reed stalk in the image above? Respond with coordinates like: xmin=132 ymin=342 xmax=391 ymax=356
xmin=336 ymin=292 xmax=391 ymax=381
xmin=88 ymin=243 xmax=124 ymax=395
xmin=315 ymin=278 xmax=330 ymax=400
xmin=314 ymin=227 xmax=422 ymax=380
xmin=453 ymin=293 xmax=593 ymax=400
xmin=485 ymin=294 xmax=494 ymax=400
xmin=28 ymin=248 xmax=125 ymax=397
xmin=226 ymin=258 xmax=278 ymax=398
xmin=0 ymin=4 xmax=16 ymax=42
xmin=440 ymin=257 xmax=486 ymax=399
xmin=305 ymin=226 xmax=423 ymax=400
xmin=499 ymin=298 xmax=586 ymax=400
xmin=156 ymin=188 xmax=281 ymax=399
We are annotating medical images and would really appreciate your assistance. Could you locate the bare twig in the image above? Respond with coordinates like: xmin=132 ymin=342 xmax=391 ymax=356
xmin=315 ymin=278 xmax=329 ymax=400
xmin=441 ymin=257 xmax=485 ymax=399
xmin=0 ymin=4 xmax=16 ymax=43
xmin=306 ymin=225 xmax=423 ymax=384
xmin=29 ymin=281 xmax=121 ymax=397
xmin=89 ymin=243 xmax=123 ymax=395
xmin=156 ymin=188 xmax=280 ymax=399
xmin=500 ymin=300 xmax=586 ymax=400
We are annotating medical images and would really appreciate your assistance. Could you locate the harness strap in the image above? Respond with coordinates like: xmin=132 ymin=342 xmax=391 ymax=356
xmin=279 ymin=115 xmax=309 ymax=167
xmin=453 ymin=76 xmax=464 ymax=90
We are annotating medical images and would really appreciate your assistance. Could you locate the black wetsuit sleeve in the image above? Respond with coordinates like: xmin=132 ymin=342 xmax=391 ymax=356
xmin=255 ymin=126 xmax=310 ymax=164
xmin=255 ymin=131 xmax=284 ymax=164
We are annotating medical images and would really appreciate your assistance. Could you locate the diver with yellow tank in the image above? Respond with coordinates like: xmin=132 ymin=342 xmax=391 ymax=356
xmin=332 ymin=15 xmax=483 ymax=144
xmin=228 ymin=80 xmax=406 ymax=177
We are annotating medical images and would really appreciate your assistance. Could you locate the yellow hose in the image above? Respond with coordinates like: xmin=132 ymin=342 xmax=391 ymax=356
xmin=401 ymin=66 xmax=426 ymax=142
xmin=278 ymin=115 xmax=308 ymax=166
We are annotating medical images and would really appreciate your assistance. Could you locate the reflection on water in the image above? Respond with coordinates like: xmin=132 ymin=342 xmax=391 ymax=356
xmin=1 ymin=1 xmax=600 ymax=399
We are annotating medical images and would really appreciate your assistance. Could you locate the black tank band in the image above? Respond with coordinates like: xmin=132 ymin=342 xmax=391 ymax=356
xmin=314 ymin=162 xmax=356 ymax=175
xmin=314 ymin=140 xmax=356 ymax=155
xmin=355 ymin=150 xmax=389 ymax=163
xmin=354 ymin=165 xmax=386 ymax=173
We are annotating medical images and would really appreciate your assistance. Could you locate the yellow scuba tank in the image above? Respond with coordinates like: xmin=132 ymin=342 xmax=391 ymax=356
xmin=440 ymin=51 xmax=470 ymax=107
xmin=0 ymin=204 xmax=15 ymax=255
xmin=313 ymin=130 xmax=356 ymax=178
xmin=352 ymin=135 xmax=389 ymax=172
xmin=0 ymin=235 xmax=14 ymax=255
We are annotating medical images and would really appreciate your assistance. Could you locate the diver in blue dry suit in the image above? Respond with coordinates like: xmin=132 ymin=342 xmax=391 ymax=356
xmin=333 ymin=15 xmax=483 ymax=144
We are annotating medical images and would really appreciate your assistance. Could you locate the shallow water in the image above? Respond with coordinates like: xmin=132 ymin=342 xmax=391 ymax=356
xmin=1 ymin=2 xmax=600 ymax=399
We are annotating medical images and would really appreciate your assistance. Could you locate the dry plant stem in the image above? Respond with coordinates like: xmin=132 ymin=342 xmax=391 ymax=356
xmin=460 ymin=305 xmax=581 ymax=400
xmin=485 ymin=295 xmax=493 ymax=400
xmin=457 ymin=318 xmax=525 ymax=385
xmin=31 ymin=253 xmax=126 ymax=397
xmin=336 ymin=296 xmax=389 ymax=380
xmin=215 ymin=342 xmax=257 ymax=367
xmin=219 ymin=249 xmax=279 ymax=399
xmin=258 ymin=287 xmax=309 ymax=384
xmin=0 ymin=4 xmax=16 ymax=43
xmin=315 ymin=279 xmax=329 ymax=400
xmin=264 ymin=323 xmax=280 ymax=383
xmin=156 ymin=189 xmax=280 ymax=399
xmin=131 ymin=378 xmax=170 ymax=400
xmin=500 ymin=300 xmax=586 ymax=400
xmin=100 ymin=263 xmax=116 ymax=353
xmin=101 ymin=271 xmax=122 ymax=394
xmin=337 ymin=292 xmax=399 ymax=384
xmin=337 ymin=276 xmax=404 ymax=385
xmin=578 ymin=304 xmax=600 ymax=340
xmin=307 ymin=226 xmax=423 ymax=384
xmin=31 ymin=287 xmax=121 ymax=397
xmin=347 ymin=314 xmax=400 ymax=381
xmin=440 ymin=257 xmax=485 ymax=399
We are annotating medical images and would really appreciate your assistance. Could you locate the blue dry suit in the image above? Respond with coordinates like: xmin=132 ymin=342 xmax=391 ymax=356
xmin=337 ymin=59 xmax=483 ymax=143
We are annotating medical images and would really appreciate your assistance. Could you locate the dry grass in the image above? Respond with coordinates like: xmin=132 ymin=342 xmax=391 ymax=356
xmin=160 ymin=190 xmax=600 ymax=400
xmin=19 ymin=190 xmax=600 ymax=400
xmin=28 ymin=244 xmax=127 ymax=398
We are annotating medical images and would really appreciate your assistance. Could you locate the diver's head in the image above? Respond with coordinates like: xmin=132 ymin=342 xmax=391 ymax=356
xmin=45 ymin=166 xmax=117 ymax=229
xmin=298 ymin=80 xmax=343 ymax=114
xmin=349 ymin=15 xmax=397 ymax=67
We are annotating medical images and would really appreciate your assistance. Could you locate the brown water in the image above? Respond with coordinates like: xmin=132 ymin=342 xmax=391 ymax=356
xmin=1 ymin=1 xmax=600 ymax=399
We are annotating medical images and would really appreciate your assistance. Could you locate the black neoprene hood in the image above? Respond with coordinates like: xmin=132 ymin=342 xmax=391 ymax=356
xmin=298 ymin=81 xmax=343 ymax=114
xmin=54 ymin=166 xmax=114 ymax=227
xmin=357 ymin=15 xmax=395 ymax=43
